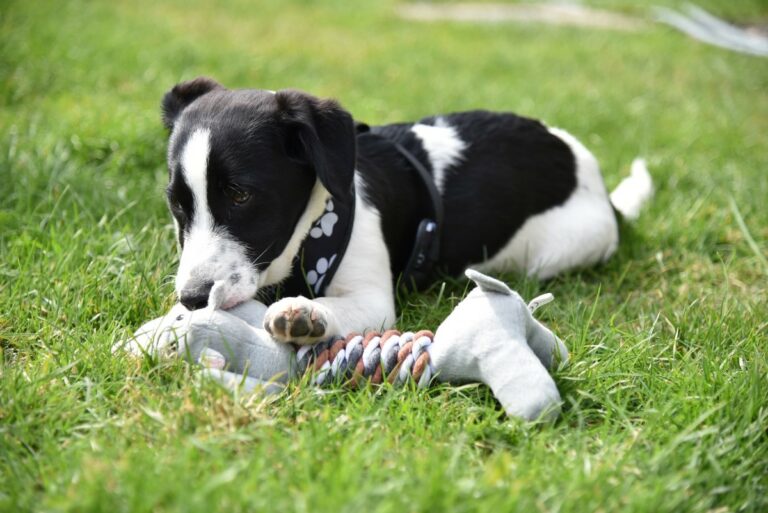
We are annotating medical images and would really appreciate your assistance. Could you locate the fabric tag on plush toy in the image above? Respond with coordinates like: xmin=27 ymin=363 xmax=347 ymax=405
xmin=198 ymin=348 xmax=227 ymax=370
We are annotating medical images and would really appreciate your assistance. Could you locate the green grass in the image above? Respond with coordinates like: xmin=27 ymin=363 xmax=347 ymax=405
xmin=2 ymin=0 xmax=767 ymax=511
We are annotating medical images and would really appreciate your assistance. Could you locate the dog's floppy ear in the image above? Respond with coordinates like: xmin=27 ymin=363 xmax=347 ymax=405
xmin=161 ymin=77 xmax=224 ymax=130
xmin=275 ymin=89 xmax=356 ymax=202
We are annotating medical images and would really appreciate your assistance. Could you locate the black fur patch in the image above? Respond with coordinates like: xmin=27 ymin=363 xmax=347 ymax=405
xmin=161 ymin=77 xmax=223 ymax=130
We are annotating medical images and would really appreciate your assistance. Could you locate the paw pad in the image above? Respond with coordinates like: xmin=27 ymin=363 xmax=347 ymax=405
xmin=265 ymin=299 xmax=328 ymax=344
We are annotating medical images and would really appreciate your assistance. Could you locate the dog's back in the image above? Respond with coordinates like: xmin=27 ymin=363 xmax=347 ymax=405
xmin=358 ymin=110 xmax=624 ymax=280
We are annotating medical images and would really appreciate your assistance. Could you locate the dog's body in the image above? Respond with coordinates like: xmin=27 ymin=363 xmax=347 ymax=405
xmin=161 ymin=78 xmax=652 ymax=344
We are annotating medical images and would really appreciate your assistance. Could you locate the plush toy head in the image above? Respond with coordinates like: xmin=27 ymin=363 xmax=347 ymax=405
xmin=428 ymin=269 xmax=568 ymax=421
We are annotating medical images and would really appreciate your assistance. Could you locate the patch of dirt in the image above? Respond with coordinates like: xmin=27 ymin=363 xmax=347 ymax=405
xmin=398 ymin=2 xmax=647 ymax=32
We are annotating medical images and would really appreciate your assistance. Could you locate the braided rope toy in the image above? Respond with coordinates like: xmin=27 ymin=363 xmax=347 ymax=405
xmin=116 ymin=270 xmax=568 ymax=421
xmin=295 ymin=330 xmax=436 ymax=388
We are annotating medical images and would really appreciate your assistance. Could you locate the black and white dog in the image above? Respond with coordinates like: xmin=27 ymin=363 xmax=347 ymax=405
xmin=161 ymin=77 xmax=652 ymax=344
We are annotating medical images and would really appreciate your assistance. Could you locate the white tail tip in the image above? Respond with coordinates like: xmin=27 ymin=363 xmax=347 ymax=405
xmin=609 ymin=158 xmax=653 ymax=220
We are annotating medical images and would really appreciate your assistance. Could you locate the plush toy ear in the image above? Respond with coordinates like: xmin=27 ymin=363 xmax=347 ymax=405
xmin=161 ymin=77 xmax=224 ymax=130
xmin=465 ymin=269 xmax=513 ymax=295
xmin=275 ymin=89 xmax=356 ymax=202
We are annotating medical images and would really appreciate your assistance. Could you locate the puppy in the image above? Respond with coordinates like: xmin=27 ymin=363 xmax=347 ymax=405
xmin=160 ymin=77 xmax=652 ymax=344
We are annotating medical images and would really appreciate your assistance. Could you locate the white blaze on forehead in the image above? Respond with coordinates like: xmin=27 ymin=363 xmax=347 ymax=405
xmin=411 ymin=117 xmax=467 ymax=193
xmin=181 ymin=128 xmax=213 ymax=231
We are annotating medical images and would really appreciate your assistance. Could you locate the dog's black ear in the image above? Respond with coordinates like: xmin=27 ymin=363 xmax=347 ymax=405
xmin=161 ymin=77 xmax=224 ymax=130
xmin=275 ymin=90 xmax=356 ymax=202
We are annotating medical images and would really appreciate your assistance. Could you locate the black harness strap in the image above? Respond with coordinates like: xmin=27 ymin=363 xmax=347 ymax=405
xmin=391 ymin=141 xmax=444 ymax=291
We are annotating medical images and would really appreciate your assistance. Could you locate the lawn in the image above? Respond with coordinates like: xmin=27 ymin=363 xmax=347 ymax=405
xmin=1 ymin=0 xmax=767 ymax=511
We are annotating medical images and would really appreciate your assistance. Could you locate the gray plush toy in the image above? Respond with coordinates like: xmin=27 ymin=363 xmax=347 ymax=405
xmin=115 ymin=269 xmax=569 ymax=421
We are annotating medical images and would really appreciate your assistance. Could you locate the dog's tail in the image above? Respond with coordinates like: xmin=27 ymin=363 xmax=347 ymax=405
xmin=609 ymin=158 xmax=653 ymax=220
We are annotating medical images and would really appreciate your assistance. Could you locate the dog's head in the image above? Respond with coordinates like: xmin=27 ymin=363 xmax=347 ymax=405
xmin=161 ymin=77 xmax=356 ymax=310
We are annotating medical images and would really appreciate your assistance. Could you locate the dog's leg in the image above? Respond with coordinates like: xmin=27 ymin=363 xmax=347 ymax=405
xmin=475 ymin=128 xmax=620 ymax=279
xmin=264 ymin=197 xmax=396 ymax=344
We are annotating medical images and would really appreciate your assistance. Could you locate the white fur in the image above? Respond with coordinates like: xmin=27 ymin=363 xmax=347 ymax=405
xmin=609 ymin=158 xmax=653 ymax=220
xmin=264 ymin=179 xmax=396 ymax=341
xmin=175 ymin=129 xmax=259 ymax=308
xmin=411 ymin=117 xmax=467 ymax=193
xmin=182 ymin=129 xmax=213 ymax=232
xmin=475 ymin=127 xmax=619 ymax=279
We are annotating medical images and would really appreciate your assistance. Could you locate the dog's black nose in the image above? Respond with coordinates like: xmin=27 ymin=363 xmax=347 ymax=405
xmin=179 ymin=282 xmax=213 ymax=311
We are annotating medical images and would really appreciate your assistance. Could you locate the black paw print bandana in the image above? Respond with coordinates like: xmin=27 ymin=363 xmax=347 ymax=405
xmin=262 ymin=189 xmax=355 ymax=303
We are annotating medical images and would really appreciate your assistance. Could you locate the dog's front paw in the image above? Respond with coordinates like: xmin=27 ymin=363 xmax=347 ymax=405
xmin=264 ymin=296 xmax=330 ymax=344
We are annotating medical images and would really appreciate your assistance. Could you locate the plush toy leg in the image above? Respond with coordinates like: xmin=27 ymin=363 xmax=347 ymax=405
xmin=523 ymin=290 xmax=569 ymax=371
xmin=479 ymin=336 xmax=562 ymax=422
xmin=428 ymin=270 xmax=566 ymax=422
xmin=525 ymin=318 xmax=569 ymax=371
xmin=199 ymin=368 xmax=285 ymax=395
xmin=195 ymin=346 xmax=281 ymax=392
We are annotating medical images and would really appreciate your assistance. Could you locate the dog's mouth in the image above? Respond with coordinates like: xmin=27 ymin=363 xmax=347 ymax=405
xmin=176 ymin=276 xmax=260 ymax=311
xmin=174 ymin=227 xmax=264 ymax=311
xmin=176 ymin=262 xmax=261 ymax=311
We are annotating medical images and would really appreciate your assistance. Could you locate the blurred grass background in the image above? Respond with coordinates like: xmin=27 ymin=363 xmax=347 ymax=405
xmin=1 ymin=1 xmax=767 ymax=512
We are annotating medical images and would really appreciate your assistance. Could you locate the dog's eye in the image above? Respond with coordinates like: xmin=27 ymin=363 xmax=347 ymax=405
xmin=168 ymin=198 xmax=184 ymax=215
xmin=226 ymin=185 xmax=252 ymax=205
